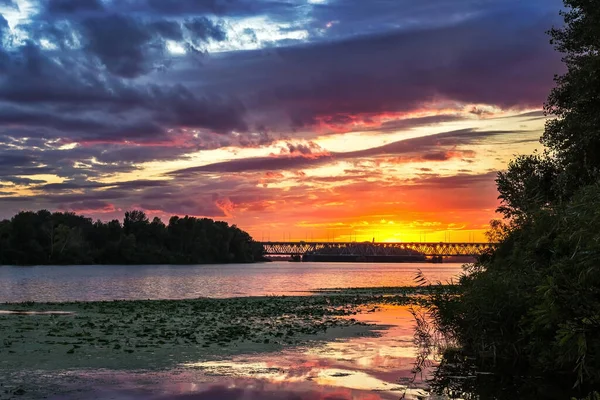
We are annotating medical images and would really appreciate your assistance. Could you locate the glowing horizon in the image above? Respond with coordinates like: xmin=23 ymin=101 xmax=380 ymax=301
xmin=0 ymin=0 xmax=563 ymax=243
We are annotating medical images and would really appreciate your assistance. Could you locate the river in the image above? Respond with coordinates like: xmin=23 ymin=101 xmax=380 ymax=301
xmin=0 ymin=262 xmax=466 ymax=399
xmin=0 ymin=261 xmax=463 ymax=303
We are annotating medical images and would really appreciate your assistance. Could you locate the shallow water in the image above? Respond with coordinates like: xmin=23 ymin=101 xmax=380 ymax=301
xmin=0 ymin=262 xmax=463 ymax=302
xmin=28 ymin=306 xmax=437 ymax=400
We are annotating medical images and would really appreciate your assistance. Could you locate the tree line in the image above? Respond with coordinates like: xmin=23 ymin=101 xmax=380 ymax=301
xmin=428 ymin=0 xmax=600 ymax=397
xmin=0 ymin=210 xmax=265 ymax=265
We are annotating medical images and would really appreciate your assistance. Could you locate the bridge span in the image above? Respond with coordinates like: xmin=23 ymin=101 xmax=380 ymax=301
xmin=260 ymin=241 xmax=498 ymax=258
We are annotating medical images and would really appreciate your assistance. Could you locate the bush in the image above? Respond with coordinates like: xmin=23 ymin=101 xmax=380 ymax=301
xmin=433 ymin=184 xmax=600 ymax=388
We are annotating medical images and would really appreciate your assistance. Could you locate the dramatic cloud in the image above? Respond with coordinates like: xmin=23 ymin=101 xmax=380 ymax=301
xmin=170 ymin=128 xmax=528 ymax=175
xmin=45 ymin=0 xmax=104 ymax=15
xmin=0 ymin=0 xmax=563 ymax=240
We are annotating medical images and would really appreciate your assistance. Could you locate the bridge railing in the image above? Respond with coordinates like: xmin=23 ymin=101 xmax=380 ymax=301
xmin=259 ymin=242 xmax=498 ymax=257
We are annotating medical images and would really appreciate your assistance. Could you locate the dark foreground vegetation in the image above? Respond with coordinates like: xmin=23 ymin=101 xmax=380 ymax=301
xmin=426 ymin=1 xmax=600 ymax=398
xmin=0 ymin=210 xmax=264 ymax=265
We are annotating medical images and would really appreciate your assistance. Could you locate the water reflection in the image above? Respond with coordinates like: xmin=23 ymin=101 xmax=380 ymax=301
xmin=52 ymin=382 xmax=396 ymax=400
xmin=153 ymin=384 xmax=389 ymax=399
xmin=38 ymin=306 xmax=434 ymax=400
xmin=10 ymin=299 xmax=583 ymax=399
xmin=177 ymin=306 xmax=433 ymax=399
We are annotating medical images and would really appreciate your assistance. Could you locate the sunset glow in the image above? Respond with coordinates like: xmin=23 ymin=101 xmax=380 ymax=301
xmin=0 ymin=0 xmax=563 ymax=242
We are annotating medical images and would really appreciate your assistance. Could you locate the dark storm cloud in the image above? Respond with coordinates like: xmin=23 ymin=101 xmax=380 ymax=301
xmin=1 ymin=176 xmax=46 ymax=185
xmin=3 ymin=1 xmax=560 ymax=141
xmin=0 ymin=190 xmax=129 ymax=203
xmin=45 ymin=0 xmax=104 ymax=14
xmin=0 ymin=152 xmax=37 ymax=167
xmin=38 ymin=0 xmax=290 ymax=19
xmin=0 ymin=105 xmax=152 ymax=136
xmin=39 ymin=181 xmax=107 ymax=191
xmin=39 ymin=179 xmax=170 ymax=191
xmin=0 ymin=43 xmax=247 ymax=139
xmin=0 ymin=42 xmax=141 ymax=104
xmin=81 ymin=14 xmax=159 ymax=78
xmin=184 ymin=17 xmax=227 ymax=42
xmin=0 ymin=0 xmax=564 ymax=215
xmin=92 ymin=145 xmax=193 ymax=164
xmin=149 ymin=20 xmax=184 ymax=41
xmin=138 ymin=199 xmax=225 ymax=217
xmin=187 ymin=10 xmax=563 ymax=129
xmin=147 ymin=85 xmax=248 ymax=133
xmin=76 ymin=15 xmax=226 ymax=78
xmin=113 ymin=0 xmax=297 ymax=20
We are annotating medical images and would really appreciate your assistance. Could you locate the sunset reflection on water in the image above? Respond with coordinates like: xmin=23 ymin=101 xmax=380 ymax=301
xmin=177 ymin=306 xmax=431 ymax=399
xmin=44 ymin=306 xmax=437 ymax=399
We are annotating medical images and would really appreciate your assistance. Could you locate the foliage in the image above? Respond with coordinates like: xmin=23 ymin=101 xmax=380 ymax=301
xmin=0 ymin=210 xmax=265 ymax=265
xmin=427 ymin=0 xmax=600 ymax=395
xmin=543 ymin=0 xmax=600 ymax=196
xmin=434 ymin=185 xmax=600 ymax=383
xmin=496 ymin=153 xmax=559 ymax=222
xmin=497 ymin=0 xmax=600 ymax=212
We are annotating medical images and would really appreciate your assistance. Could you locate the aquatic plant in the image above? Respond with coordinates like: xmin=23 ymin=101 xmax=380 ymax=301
xmin=0 ymin=291 xmax=419 ymax=372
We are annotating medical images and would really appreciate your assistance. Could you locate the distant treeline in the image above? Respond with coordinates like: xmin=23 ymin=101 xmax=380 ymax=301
xmin=0 ymin=210 xmax=265 ymax=265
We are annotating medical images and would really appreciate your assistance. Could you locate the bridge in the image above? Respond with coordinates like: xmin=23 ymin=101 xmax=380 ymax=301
xmin=260 ymin=242 xmax=498 ymax=258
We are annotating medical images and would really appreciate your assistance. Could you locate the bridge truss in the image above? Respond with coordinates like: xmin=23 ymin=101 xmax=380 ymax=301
xmin=260 ymin=242 xmax=498 ymax=257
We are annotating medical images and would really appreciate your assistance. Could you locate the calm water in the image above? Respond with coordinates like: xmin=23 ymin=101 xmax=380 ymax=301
xmin=26 ymin=305 xmax=436 ymax=400
xmin=0 ymin=262 xmax=463 ymax=303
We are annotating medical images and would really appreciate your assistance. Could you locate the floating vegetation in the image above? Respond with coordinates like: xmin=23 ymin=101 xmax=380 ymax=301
xmin=0 ymin=292 xmax=421 ymax=372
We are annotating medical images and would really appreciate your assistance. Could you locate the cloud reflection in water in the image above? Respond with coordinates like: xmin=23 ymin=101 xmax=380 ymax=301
xmin=47 ymin=306 xmax=433 ymax=400
xmin=180 ymin=306 xmax=432 ymax=399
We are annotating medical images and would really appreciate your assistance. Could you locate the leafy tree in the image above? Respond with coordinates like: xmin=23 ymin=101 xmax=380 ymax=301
xmin=543 ymin=0 xmax=600 ymax=197
xmin=428 ymin=1 xmax=600 ymax=394
xmin=496 ymin=153 xmax=559 ymax=221
xmin=0 ymin=210 xmax=265 ymax=266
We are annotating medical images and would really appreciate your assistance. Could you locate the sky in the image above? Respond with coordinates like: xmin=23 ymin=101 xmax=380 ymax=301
xmin=0 ymin=0 xmax=565 ymax=242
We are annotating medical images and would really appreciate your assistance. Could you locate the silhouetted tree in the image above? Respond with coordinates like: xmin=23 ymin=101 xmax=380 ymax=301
xmin=429 ymin=1 xmax=600 ymax=395
xmin=0 ymin=210 xmax=264 ymax=266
